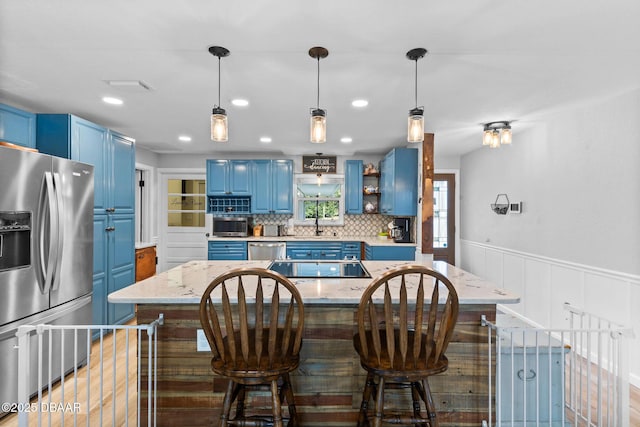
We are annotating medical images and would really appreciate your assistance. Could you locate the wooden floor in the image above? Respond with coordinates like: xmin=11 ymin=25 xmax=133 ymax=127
xmin=0 ymin=323 xmax=140 ymax=427
xmin=1 ymin=321 xmax=638 ymax=426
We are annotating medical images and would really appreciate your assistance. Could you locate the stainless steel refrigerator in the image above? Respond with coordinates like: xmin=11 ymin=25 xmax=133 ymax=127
xmin=0 ymin=145 xmax=93 ymax=414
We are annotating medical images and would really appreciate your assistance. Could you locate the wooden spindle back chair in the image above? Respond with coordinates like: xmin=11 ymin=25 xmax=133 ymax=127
xmin=353 ymin=265 xmax=459 ymax=427
xmin=199 ymin=267 xmax=304 ymax=427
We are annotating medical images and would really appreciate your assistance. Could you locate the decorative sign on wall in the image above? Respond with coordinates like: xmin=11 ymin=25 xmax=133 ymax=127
xmin=302 ymin=155 xmax=337 ymax=174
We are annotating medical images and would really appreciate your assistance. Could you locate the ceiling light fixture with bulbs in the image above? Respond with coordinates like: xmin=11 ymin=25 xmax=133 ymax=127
xmin=406 ymin=47 xmax=427 ymax=143
xmin=309 ymin=46 xmax=329 ymax=144
xmin=208 ymin=45 xmax=230 ymax=142
xmin=482 ymin=121 xmax=513 ymax=148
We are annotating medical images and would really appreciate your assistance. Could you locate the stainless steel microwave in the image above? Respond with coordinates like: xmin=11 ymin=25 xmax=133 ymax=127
xmin=212 ymin=216 xmax=252 ymax=237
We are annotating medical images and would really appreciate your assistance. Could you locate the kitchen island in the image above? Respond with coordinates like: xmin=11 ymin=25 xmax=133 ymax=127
xmin=109 ymin=260 xmax=519 ymax=426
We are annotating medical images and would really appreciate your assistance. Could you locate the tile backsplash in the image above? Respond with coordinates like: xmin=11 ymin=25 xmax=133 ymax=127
xmin=253 ymin=214 xmax=395 ymax=238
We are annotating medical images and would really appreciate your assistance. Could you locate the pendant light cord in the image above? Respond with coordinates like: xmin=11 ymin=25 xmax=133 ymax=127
xmin=217 ymin=56 xmax=221 ymax=108
xmin=316 ymin=57 xmax=320 ymax=110
xmin=414 ymin=59 xmax=418 ymax=109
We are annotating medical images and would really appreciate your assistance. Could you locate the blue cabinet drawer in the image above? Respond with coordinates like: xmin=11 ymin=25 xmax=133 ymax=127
xmin=341 ymin=241 xmax=361 ymax=260
xmin=286 ymin=241 xmax=342 ymax=260
xmin=208 ymin=241 xmax=247 ymax=260
xmin=288 ymin=249 xmax=313 ymax=260
xmin=365 ymin=244 xmax=415 ymax=261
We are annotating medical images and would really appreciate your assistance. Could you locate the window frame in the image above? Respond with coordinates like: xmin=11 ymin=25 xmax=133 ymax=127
xmin=293 ymin=173 xmax=345 ymax=226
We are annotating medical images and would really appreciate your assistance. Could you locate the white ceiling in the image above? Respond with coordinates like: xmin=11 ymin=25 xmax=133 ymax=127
xmin=1 ymin=0 xmax=639 ymax=157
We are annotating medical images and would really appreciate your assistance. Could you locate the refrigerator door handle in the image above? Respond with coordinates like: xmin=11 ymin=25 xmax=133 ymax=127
xmin=40 ymin=171 xmax=60 ymax=294
xmin=50 ymin=172 xmax=65 ymax=291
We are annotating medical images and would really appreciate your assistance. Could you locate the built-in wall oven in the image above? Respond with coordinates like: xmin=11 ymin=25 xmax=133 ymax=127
xmin=211 ymin=216 xmax=252 ymax=237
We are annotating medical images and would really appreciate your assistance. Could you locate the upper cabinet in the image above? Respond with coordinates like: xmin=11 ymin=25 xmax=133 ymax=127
xmin=206 ymin=160 xmax=251 ymax=196
xmin=344 ymin=160 xmax=363 ymax=214
xmin=379 ymin=147 xmax=418 ymax=216
xmin=36 ymin=114 xmax=135 ymax=215
xmin=251 ymin=159 xmax=293 ymax=214
xmin=0 ymin=103 xmax=36 ymax=148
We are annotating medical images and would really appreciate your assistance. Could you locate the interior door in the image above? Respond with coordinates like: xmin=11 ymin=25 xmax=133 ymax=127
xmin=433 ymin=173 xmax=455 ymax=265
xmin=159 ymin=172 xmax=207 ymax=272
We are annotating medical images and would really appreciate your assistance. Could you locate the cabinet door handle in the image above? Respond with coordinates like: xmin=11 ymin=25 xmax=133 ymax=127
xmin=106 ymin=208 xmax=116 ymax=213
xmin=105 ymin=226 xmax=115 ymax=232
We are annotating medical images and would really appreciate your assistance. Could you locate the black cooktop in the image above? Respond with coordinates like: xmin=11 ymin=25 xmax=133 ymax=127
xmin=268 ymin=260 xmax=371 ymax=279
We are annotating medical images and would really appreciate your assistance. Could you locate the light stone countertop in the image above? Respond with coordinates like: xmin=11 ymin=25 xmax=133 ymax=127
xmin=208 ymin=235 xmax=416 ymax=247
xmin=108 ymin=260 xmax=519 ymax=306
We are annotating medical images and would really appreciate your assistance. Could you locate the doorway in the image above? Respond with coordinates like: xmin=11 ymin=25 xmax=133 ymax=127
xmin=158 ymin=171 xmax=207 ymax=272
xmin=433 ymin=173 xmax=455 ymax=265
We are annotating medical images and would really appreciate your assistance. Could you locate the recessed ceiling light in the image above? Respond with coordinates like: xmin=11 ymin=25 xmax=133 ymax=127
xmin=340 ymin=137 xmax=353 ymax=143
xmin=178 ymin=135 xmax=192 ymax=142
xmin=351 ymin=99 xmax=368 ymax=108
xmin=102 ymin=96 xmax=123 ymax=105
xmin=231 ymin=99 xmax=249 ymax=107
xmin=260 ymin=136 xmax=272 ymax=143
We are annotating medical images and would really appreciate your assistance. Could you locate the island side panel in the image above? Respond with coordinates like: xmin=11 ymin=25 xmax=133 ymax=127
xmin=138 ymin=303 xmax=496 ymax=427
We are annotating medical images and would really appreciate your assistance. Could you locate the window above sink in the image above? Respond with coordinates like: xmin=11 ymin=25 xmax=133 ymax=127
xmin=293 ymin=174 xmax=344 ymax=227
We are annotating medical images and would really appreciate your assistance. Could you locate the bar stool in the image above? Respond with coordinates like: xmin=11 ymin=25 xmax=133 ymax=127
xmin=199 ymin=267 xmax=305 ymax=426
xmin=353 ymin=265 xmax=459 ymax=426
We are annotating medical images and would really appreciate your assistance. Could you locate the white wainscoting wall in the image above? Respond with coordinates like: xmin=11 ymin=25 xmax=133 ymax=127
xmin=461 ymin=239 xmax=640 ymax=389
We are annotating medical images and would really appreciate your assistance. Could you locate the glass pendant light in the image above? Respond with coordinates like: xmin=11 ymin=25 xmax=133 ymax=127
xmin=500 ymin=124 xmax=512 ymax=144
xmin=208 ymin=46 xmax=230 ymax=142
xmin=406 ymin=48 xmax=427 ymax=143
xmin=309 ymin=47 xmax=329 ymax=143
xmin=482 ymin=127 xmax=493 ymax=145
xmin=489 ymin=130 xmax=501 ymax=148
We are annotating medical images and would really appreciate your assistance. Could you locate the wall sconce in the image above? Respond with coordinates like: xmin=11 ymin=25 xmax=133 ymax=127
xmin=482 ymin=121 xmax=512 ymax=148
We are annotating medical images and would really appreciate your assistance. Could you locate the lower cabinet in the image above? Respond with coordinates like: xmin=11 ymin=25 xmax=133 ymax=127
xmin=286 ymin=241 xmax=342 ymax=260
xmin=93 ymin=214 xmax=135 ymax=330
xmin=364 ymin=243 xmax=415 ymax=261
xmin=341 ymin=241 xmax=361 ymax=260
xmin=135 ymin=246 xmax=157 ymax=282
xmin=208 ymin=241 xmax=248 ymax=260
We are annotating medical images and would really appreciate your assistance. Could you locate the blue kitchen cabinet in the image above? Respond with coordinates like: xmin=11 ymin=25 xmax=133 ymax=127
xmin=92 ymin=214 xmax=135 ymax=328
xmin=342 ymin=241 xmax=361 ymax=260
xmin=206 ymin=160 xmax=251 ymax=196
xmin=208 ymin=240 xmax=248 ymax=260
xmin=110 ymin=131 xmax=136 ymax=215
xmin=379 ymin=147 xmax=418 ymax=216
xmin=251 ymin=159 xmax=293 ymax=214
xmin=0 ymin=103 xmax=36 ymax=148
xmin=286 ymin=241 xmax=343 ymax=260
xmin=108 ymin=215 xmax=135 ymax=324
xmin=92 ymin=216 xmax=108 ymax=327
xmin=364 ymin=243 xmax=415 ymax=261
xmin=36 ymin=114 xmax=136 ymax=328
xmin=345 ymin=160 xmax=363 ymax=214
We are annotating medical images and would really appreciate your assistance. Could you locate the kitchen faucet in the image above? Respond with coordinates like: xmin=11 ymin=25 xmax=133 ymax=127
xmin=315 ymin=198 xmax=323 ymax=236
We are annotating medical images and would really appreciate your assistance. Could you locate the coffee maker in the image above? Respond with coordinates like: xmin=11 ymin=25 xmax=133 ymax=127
xmin=391 ymin=217 xmax=412 ymax=243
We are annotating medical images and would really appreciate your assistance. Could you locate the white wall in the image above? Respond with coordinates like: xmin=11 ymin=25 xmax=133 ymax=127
xmin=459 ymin=89 xmax=640 ymax=387
xmin=461 ymin=89 xmax=640 ymax=275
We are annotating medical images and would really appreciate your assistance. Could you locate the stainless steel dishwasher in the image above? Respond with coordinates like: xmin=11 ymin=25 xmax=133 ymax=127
xmin=247 ymin=241 xmax=287 ymax=260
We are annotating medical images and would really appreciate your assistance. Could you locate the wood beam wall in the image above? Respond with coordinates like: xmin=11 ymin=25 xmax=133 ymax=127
xmin=421 ymin=133 xmax=434 ymax=254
